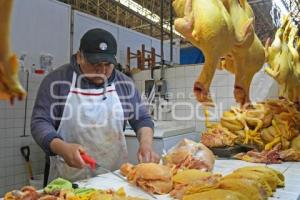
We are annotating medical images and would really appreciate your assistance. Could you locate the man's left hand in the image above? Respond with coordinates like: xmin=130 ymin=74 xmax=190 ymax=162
xmin=137 ymin=143 xmax=160 ymax=163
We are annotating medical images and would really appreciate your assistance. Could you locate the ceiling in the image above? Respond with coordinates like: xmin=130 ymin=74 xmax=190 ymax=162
xmin=58 ymin=0 xmax=298 ymax=43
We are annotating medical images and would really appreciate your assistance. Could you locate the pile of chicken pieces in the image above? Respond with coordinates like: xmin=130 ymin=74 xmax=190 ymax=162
xmin=4 ymin=184 xmax=144 ymax=200
xmin=173 ymin=0 xmax=265 ymax=106
xmin=121 ymin=161 xmax=284 ymax=200
xmin=265 ymin=15 xmax=300 ymax=105
xmin=0 ymin=0 xmax=26 ymax=103
xmin=201 ymin=99 xmax=300 ymax=163
xmin=120 ymin=139 xmax=216 ymax=195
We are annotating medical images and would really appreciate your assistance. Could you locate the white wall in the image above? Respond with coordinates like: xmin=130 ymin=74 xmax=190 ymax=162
xmin=11 ymin=0 xmax=71 ymax=70
xmin=0 ymin=72 xmax=46 ymax=195
xmin=0 ymin=0 xmax=71 ymax=195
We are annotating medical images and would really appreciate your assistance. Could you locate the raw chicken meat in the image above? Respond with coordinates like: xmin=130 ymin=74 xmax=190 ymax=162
xmin=162 ymin=139 xmax=215 ymax=171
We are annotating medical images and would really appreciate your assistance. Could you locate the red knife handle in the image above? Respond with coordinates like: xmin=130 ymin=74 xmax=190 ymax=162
xmin=80 ymin=153 xmax=96 ymax=170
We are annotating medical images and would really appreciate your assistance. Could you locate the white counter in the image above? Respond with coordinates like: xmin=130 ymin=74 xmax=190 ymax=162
xmin=76 ymin=160 xmax=300 ymax=200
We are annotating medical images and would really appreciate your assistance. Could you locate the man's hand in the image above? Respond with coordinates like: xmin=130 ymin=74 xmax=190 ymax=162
xmin=138 ymin=143 xmax=160 ymax=163
xmin=137 ymin=127 xmax=160 ymax=163
xmin=50 ymin=138 xmax=86 ymax=169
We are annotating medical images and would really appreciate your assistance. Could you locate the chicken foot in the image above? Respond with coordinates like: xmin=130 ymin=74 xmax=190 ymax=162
xmin=265 ymin=120 xmax=282 ymax=150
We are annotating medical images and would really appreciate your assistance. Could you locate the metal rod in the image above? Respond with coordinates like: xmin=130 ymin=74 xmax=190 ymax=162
xmin=70 ymin=9 xmax=74 ymax=58
xmin=160 ymin=0 xmax=165 ymax=79
xmin=170 ymin=0 xmax=173 ymax=63
xmin=22 ymin=70 xmax=29 ymax=137
xmin=160 ymin=0 xmax=164 ymax=63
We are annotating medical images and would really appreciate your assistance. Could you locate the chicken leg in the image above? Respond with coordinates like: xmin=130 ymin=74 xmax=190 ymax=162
xmin=0 ymin=0 xmax=26 ymax=103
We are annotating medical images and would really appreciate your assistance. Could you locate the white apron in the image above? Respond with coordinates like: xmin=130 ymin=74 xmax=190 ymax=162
xmin=49 ymin=72 xmax=128 ymax=182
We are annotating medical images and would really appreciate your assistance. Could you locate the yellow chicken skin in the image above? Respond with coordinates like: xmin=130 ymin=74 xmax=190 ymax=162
xmin=219 ymin=0 xmax=265 ymax=105
xmin=218 ymin=178 xmax=268 ymax=200
xmin=202 ymin=98 xmax=300 ymax=155
xmin=222 ymin=34 xmax=265 ymax=105
xmin=287 ymin=26 xmax=300 ymax=103
xmin=183 ymin=189 xmax=248 ymax=200
xmin=265 ymin=15 xmax=300 ymax=103
xmin=173 ymin=0 xmax=235 ymax=106
xmin=224 ymin=171 xmax=273 ymax=196
xmin=281 ymin=22 xmax=300 ymax=102
xmin=0 ymin=0 xmax=26 ymax=103
xmin=233 ymin=166 xmax=285 ymax=187
xmin=173 ymin=0 xmax=262 ymax=106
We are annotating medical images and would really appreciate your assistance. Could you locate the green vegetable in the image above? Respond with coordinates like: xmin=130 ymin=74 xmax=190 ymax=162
xmin=74 ymin=188 xmax=96 ymax=196
xmin=44 ymin=178 xmax=73 ymax=194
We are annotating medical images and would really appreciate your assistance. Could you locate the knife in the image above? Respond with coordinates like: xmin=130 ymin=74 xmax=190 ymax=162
xmin=80 ymin=153 xmax=158 ymax=199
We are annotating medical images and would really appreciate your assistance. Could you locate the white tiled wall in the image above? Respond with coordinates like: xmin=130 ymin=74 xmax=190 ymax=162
xmin=132 ymin=64 xmax=279 ymax=133
xmin=0 ymin=72 xmax=46 ymax=196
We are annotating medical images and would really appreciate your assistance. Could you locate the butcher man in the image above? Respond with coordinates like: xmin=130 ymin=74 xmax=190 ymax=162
xmin=31 ymin=28 xmax=159 ymax=182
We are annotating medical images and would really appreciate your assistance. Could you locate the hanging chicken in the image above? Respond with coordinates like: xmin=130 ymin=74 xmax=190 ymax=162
xmin=172 ymin=0 xmax=263 ymax=106
xmin=219 ymin=0 xmax=265 ymax=105
xmin=265 ymin=15 xmax=300 ymax=104
xmin=172 ymin=0 xmax=236 ymax=106
xmin=0 ymin=0 xmax=26 ymax=104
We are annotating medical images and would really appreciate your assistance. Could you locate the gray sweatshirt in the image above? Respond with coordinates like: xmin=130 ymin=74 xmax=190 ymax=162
xmin=31 ymin=55 xmax=154 ymax=156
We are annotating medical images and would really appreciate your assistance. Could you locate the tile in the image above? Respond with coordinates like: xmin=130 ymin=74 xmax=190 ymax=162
xmin=271 ymin=191 xmax=299 ymax=200
xmin=175 ymin=78 xmax=185 ymax=89
xmin=165 ymin=68 xmax=175 ymax=79
xmin=195 ymin=120 xmax=206 ymax=132
xmin=185 ymin=77 xmax=194 ymax=88
xmin=173 ymin=101 xmax=194 ymax=112
xmin=166 ymin=78 xmax=176 ymax=89
xmin=166 ymin=89 xmax=176 ymax=100
xmin=172 ymin=110 xmax=189 ymax=121
xmin=213 ymin=74 xmax=228 ymax=87
xmin=153 ymin=70 xmax=161 ymax=80
xmin=184 ymin=66 xmax=196 ymax=77
xmin=175 ymin=88 xmax=186 ymax=99
xmin=175 ymin=66 xmax=185 ymax=78
xmin=185 ymin=90 xmax=195 ymax=101
xmin=228 ymin=76 xmax=235 ymax=86
xmin=210 ymin=87 xmax=217 ymax=98
xmin=194 ymin=65 xmax=203 ymax=73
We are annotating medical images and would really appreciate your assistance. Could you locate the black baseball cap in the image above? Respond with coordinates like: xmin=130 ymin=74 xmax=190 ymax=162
xmin=79 ymin=28 xmax=117 ymax=65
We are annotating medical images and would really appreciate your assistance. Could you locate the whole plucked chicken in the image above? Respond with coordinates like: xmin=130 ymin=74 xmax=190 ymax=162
xmin=265 ymin=15 xmax=300 ymax=103
xmin=172 ymin=0 xmax=236 ymax=106
xmin=219 ymin=0 xmax=265 ymax=105
xmin=162 ymin=139 xmax=215 ymax=172
xmin=173 ymin=0 xmax=264 ymax=106
xmin=0 ymin=0 xmax=26 ymax=103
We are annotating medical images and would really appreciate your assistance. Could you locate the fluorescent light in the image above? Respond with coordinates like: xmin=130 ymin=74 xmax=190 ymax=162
xmin=117 ymin=0 xmax=182 ymax=36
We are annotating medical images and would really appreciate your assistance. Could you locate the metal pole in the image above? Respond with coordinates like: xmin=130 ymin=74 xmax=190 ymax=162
xmin=160 ymin=0 xmax=165 ymax=79
xmin=21 ymin=70 xmax=29 ymax=137
xmin=160 ymin=0 xmax=164 ymax=63
xmin=170 ymin=0 xmax=173 ymax=63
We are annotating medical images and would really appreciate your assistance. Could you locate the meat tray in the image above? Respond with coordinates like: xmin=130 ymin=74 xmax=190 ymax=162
xmin=210 ymin=145 xmax=254 ymax=158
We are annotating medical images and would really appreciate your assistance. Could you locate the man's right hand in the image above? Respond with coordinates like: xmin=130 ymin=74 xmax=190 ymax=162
xmin=50 ymin=138 xmax=86 ymax=169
